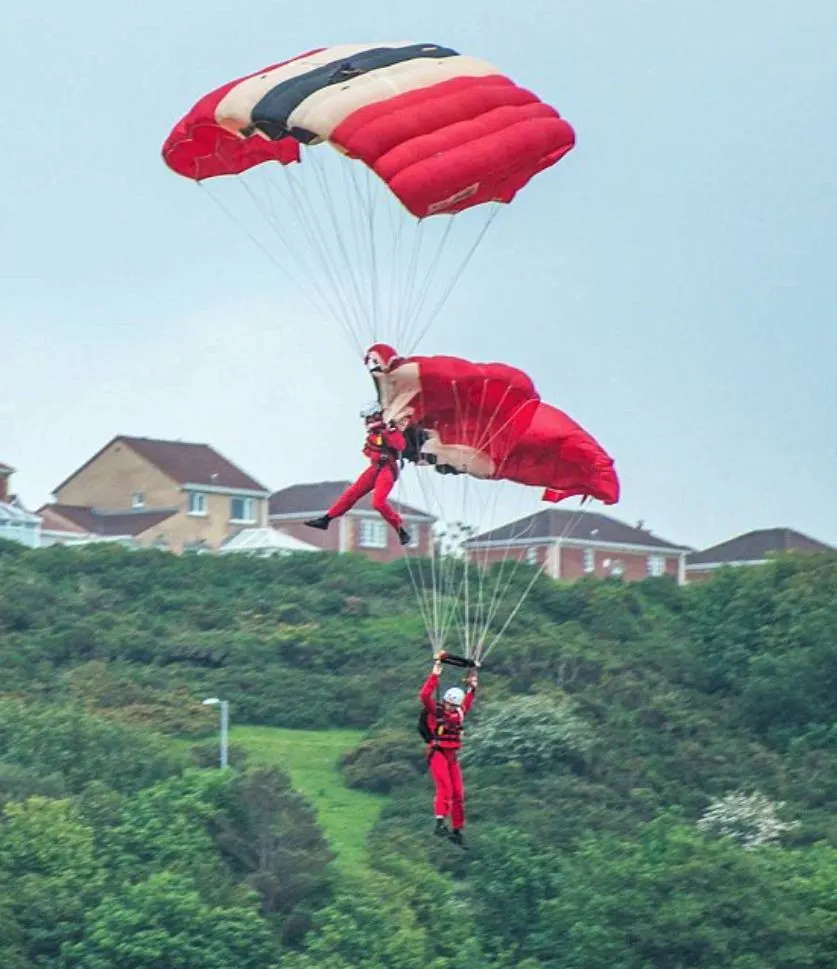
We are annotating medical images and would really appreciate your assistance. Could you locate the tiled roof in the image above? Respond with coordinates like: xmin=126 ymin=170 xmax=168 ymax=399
xmin=42 ymin=504 xmax=177 ymax=537
xmin=0 ymin=462 xmax=14 ymax=475
xmin=37 ymin=505 xmax=89 ymax=534
xmin=269 ymin=480 xmax=435 ymax=521
xmin=53 ymin=436 xmax=269 ymax=494
xmin=687 ymin=528 xmax=836 ymax=566
xmin=466 ymin=508 xmax=690 ymax=551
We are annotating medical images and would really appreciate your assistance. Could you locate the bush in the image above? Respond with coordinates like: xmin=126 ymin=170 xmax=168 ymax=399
xmin=463 ymin=693 xmax=594 ymax=774
xmin=340 ymin=730 xmax=425 ymax=793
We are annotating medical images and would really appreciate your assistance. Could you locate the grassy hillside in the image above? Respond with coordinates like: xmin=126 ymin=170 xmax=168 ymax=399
xmin=4 ymin=542 xmax=837 ymax=967
xmin=232 ymin=726 xmax=385 ymax=869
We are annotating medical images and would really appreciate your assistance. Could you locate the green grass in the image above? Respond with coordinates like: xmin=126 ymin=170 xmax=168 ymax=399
xmin=232 ymin=726 xmax=385 ymax=870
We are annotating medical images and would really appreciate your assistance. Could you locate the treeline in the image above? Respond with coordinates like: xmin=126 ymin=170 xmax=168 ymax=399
xmin=2 ymin=539 xmax=837 ymax=967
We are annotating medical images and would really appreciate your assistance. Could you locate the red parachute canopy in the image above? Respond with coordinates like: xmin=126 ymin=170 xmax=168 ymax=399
xmin=503 ymin=402 xmax=620 ymax=504
xmin=161 ymin=42 xmax=575 ymax=217
xmin=369 ymin=344 xmax=619 ymax=505
xmin=367 ymin=343 xmax=541 ymax=474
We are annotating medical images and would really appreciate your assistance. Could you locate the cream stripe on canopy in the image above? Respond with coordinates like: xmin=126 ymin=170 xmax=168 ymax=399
xmin=288 ymin=55 xmax=501 ymax=145
xmin=214 ymin=42 xmax=416 ymax=135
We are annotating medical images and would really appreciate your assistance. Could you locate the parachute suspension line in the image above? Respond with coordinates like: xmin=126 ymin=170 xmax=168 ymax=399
xmin=397 ymin=215 xmax=456 ymax=355
xmin=441 ymin=376 xmax=535 ymax=661
xmin=361 ymin=167 xmax=382 ymax=345
xmin=301 ymin=154 xmax=372 ymax=351
xmin=240 ymin=166 xmax=367 ymax=356
xmin=393 ymin=217 xmax=427 ymax=351
xmin=244 ymin=172 xmax=364 ymax=343
xmin=398 ymin=439 xmax=479 ymax=656
xmin=402 ymin=363 xmax=600 ymax=666
xmin=400 ymin=373 xmax=543 ymax=663
xmin=406 ymin=203 xmax=500 ymax=356
xmin=198 ymin=149 xmax=499 ymax=355
xmin=333 ymin=157 xmax=379 ymax=343
xmin=400 ymin=505 xmax=461 ymax=654
xmin=198 ymin=180 xmax=349 ymax=342
xmin=381 ymin=187 xmax=410 ymax=349
xmin=477 ymin=500 xmax=591 ymax=665
xmin=259 ymin=156 xmax=368 ymax=352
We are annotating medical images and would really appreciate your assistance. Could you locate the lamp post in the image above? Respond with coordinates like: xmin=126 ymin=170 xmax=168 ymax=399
xmin=202 ymin=697 xmax=229 ymax=768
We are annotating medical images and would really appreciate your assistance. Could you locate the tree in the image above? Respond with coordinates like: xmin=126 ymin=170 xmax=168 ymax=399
xmin=0 ymin=797 xmax=106 ymax=968
xmin=533 ymin=816 xmax=837 ymax=969
xmin=0 ymin=700 xmax=186 ymax=795
xmin=463 ymin=692 xmax=594 ymax=774
xmin=63 ymin=872 xmax=279 ymax=969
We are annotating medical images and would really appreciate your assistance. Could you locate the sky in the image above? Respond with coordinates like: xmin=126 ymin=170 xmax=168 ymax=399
xmin=1 ymin=0 xmax=835 ymax=550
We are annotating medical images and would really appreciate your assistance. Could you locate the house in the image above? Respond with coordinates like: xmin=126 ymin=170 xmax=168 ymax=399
xmin=464 ymin=508 xmax=692 ymax=584
xmin=686 ymin=527 xmax=837 ymax=582
xmin=0 ymin=463 xmax=42 ymax=549
xmin=268 ymin=480 xmax=436 ymax=562
xmin=40 ymin=436 xmax=271 ymax=553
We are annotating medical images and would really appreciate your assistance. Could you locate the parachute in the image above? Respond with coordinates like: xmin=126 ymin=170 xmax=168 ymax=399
xmin=367 ymin=343 xmax=620 ymax=664
xmin=162 ymin=43 xmax=575 ymax=352
xmin=162 ymin=45 xmax=617 ymax=667
xmin=367 ymin=344 xmax=619 ymax=505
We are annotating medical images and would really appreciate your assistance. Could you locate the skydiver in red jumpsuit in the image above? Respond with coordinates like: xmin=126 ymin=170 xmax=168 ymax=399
xmin=419 ymin=654 xmax=478 ymax=848
xmin=304 ymin=402 xmax=412 ymax=546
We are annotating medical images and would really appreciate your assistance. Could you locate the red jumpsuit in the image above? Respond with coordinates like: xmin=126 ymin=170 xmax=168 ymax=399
xmin=328 ymin=423 xmax=406 ymax=531
xmin=419 ymin=672 xmax=476 ymax=830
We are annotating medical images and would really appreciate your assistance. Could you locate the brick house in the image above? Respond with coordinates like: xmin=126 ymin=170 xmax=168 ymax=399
xmin=464 ymin=508 xmax=691 ymax=584
xmin=39 ymin=436 xmax=270 ymax=553
xmin=686 ymin=527 xmax=836 ymax=582
xmin=268 ymin=480 xmax=435 ymax=562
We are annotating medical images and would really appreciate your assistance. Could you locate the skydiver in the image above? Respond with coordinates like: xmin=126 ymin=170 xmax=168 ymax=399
xmin=304 ymin=402 xmax=412 ymax=545
xmin=419 ymin=653 xmax=478 ymax=848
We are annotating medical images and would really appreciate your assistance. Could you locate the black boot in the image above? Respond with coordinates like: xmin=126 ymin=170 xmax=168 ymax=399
xmin=449 ymin=828 xmax=469 ymax=850
xmin=397 ymin=526 xmax=412 ymax=546
xmin=304 ymin=515 xmax=331 ymax=530
xmin=434 ymin=818 xmax=449 ymax=838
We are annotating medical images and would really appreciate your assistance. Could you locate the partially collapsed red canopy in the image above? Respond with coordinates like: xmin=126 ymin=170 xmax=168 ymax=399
xmin=368 ymin=344 xmax=619 ymax=505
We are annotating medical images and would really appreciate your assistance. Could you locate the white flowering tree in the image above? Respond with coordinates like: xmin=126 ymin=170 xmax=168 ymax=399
xmin=463 ymin=693 xmax=594 ymax=773
xmin=697 ymin=790 xmax=800 ymax=849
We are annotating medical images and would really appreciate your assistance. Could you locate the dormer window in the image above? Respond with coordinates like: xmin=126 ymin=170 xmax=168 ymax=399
xmin=131 ymin=491 xmax=145 ymax=509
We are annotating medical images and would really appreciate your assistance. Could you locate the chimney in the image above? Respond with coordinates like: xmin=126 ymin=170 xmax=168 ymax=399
xmin=0 ymin=465 xmax=12 ymax=503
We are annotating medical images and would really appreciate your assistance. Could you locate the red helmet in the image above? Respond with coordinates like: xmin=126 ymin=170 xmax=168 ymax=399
xmin=365 ymin=343 xmax=402 ymax=374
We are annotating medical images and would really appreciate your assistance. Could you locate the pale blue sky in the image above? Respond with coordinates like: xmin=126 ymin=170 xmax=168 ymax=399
xmin=2 ymin=0 xmax=835 ymax=549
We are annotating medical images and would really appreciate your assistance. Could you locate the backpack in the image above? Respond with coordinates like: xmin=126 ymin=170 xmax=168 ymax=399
xmin=417 ymin=708 xmax=434 ymax=743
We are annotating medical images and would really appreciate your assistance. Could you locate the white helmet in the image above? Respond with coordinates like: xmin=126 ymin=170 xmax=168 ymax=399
xmin=360 ymin=401 xmax=383 ymax=420
xmin=443 ymin=687 xmax=465 ymax=707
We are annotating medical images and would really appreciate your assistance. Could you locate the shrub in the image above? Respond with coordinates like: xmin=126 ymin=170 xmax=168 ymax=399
xmin=463 ymin=693 xmax=595 ymax=774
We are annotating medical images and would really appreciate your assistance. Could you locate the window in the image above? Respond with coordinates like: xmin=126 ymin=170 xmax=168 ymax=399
xmin=610 ymin=559 xmax=625 ymax=578
xmin=526 ymin=546 xmax=538 ymax=566
xmin=407 ymin=524 xmax=420 ymax=549
xmin=188 ymin=491 xmax=207 ymax=516
xmin=230 ymin=496 xmax=256 ymax=522
xmin=583 ymin=548 xmax=595 ymax=573
xmin=647 ymin=554 xmax=666 ymax=577
xmin=131 ymin=491 xmax=145 ymax=509
xmin=358 ymin=517 xmax=387 ymax=548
